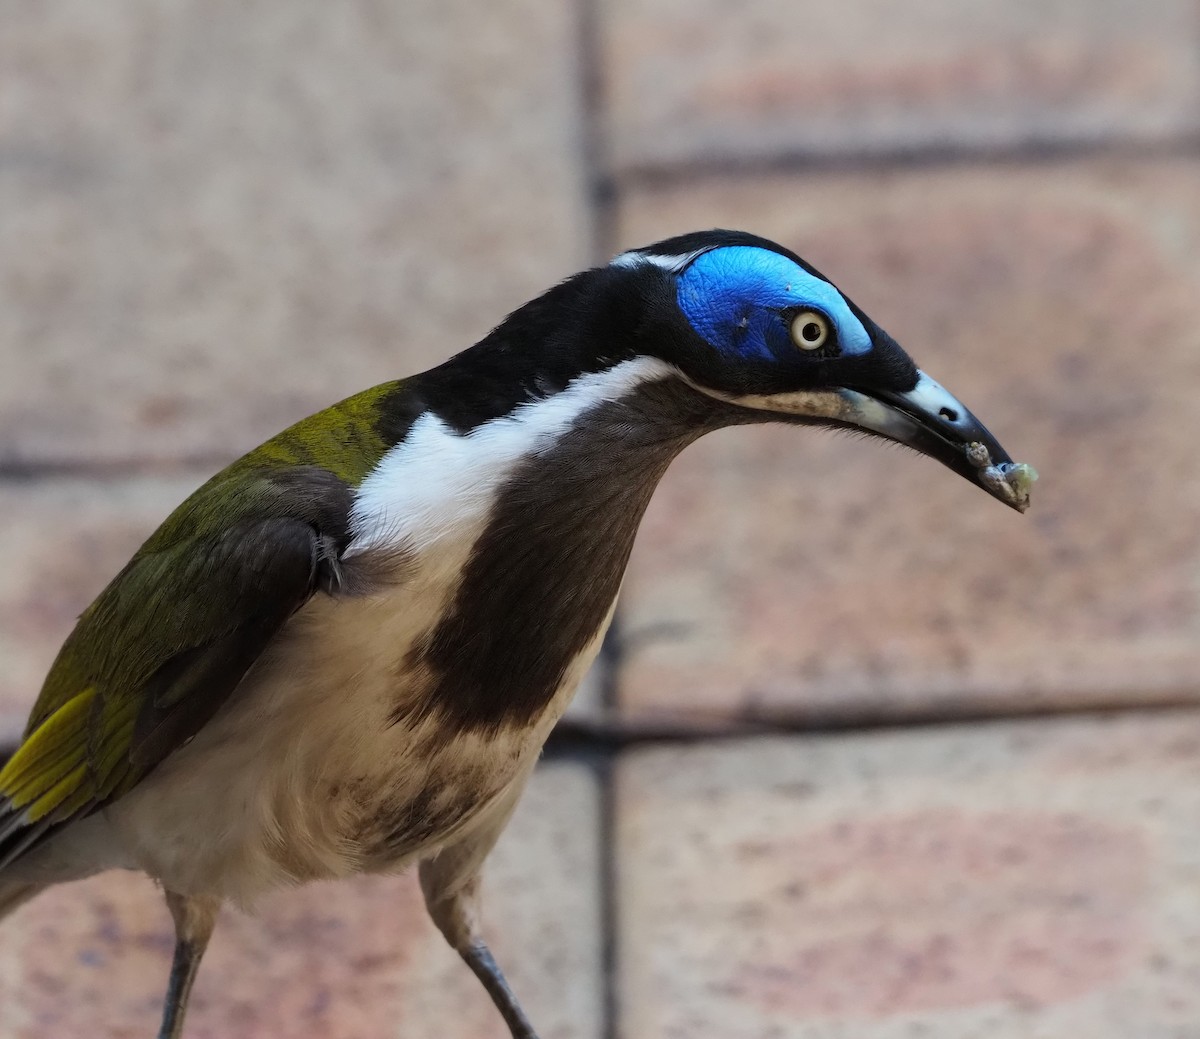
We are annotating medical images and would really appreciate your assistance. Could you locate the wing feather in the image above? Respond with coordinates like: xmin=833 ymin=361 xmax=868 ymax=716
xmin=0 ymin=464 xmax=357 ymax=869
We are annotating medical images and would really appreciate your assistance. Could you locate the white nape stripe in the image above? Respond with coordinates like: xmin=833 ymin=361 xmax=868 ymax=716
xmin=347 ymin=356 xmax=676 ymax=555
xmin=610 ymin=249 xmax=707 ymax=273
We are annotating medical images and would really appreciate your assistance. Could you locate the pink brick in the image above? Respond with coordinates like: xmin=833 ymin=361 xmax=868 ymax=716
xmin=617 ymin=712 xmax=1200 ymax=1037
xmin=0 ymin=0 xmax=586 ymax=466
xmin=604 ymin=0 xmax=1200 ymax=170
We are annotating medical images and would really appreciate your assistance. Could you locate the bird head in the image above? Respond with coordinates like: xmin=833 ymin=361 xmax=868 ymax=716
xmin=607 ymin=229 xmax=1032 ymax=511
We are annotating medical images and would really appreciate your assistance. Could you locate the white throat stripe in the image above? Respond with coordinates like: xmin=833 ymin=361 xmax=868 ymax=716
xmin=348 ymin=357 xmax=676 ymax=555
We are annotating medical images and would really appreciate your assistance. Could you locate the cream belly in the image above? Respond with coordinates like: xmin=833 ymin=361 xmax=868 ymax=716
xmin=19 ymin=569 xmax=613 ymax=907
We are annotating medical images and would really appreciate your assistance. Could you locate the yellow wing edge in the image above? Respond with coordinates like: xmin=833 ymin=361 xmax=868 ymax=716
xmin=0 ymin=688 xmax=138 ymax=825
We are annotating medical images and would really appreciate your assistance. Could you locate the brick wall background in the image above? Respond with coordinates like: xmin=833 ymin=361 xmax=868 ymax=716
xmin=2 ymin=2 xmax=1199 ymax=1036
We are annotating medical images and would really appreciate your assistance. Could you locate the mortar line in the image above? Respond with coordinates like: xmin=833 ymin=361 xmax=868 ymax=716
xmin=0 ymin=454 xmax=237 ymax=482
xmin=577 ymin=0 xmax=617 ymax=261
xmin=541 ymin=694 xmax=1200 ymax=756
xmin=609 ymin=131 xmax=1200 ymax=194
xmin=574 ymin=0 xmax=623 ymax=1035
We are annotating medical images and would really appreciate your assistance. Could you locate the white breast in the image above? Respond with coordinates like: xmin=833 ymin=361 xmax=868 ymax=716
xmin=347 ymin=356 xmax=674 ymax=555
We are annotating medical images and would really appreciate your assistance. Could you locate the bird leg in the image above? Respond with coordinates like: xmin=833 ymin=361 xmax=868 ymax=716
xmin=158 ymin=891 xmax=221 ymax=1039
xmin=423 ymin=870 xmax=539 ymax=1039
xmin=419 ymin=773 xmax=539 ymax=1039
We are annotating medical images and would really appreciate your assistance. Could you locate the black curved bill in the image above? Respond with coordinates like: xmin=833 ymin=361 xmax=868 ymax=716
xmin=845 ymin=371 xmax=1030 ymax=512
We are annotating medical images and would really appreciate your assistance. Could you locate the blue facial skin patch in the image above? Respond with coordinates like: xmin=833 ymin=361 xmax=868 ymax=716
xmin=676 ymin=246 xmax=872 ymax=361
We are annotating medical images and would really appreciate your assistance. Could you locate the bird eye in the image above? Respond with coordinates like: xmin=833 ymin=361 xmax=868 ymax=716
xmin=790 ymin=311 xmax=830 ymax=351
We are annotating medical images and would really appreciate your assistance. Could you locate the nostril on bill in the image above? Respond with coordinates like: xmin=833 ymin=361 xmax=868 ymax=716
xmin=939 ymin=406 xmax=959 ymax=422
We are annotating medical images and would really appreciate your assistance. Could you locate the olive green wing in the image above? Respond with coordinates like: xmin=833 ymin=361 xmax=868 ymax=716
xmin=0 ymin=464 xmax=356 ymax=868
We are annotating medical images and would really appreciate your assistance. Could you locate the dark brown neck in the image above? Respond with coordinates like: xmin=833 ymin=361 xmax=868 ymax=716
xmin=407 ymin=378 xmax=739 ymax=734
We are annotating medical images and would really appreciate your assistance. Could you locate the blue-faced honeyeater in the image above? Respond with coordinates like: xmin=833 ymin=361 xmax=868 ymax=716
xmin=0 ymin=231 xmax=1032 ymax=1038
